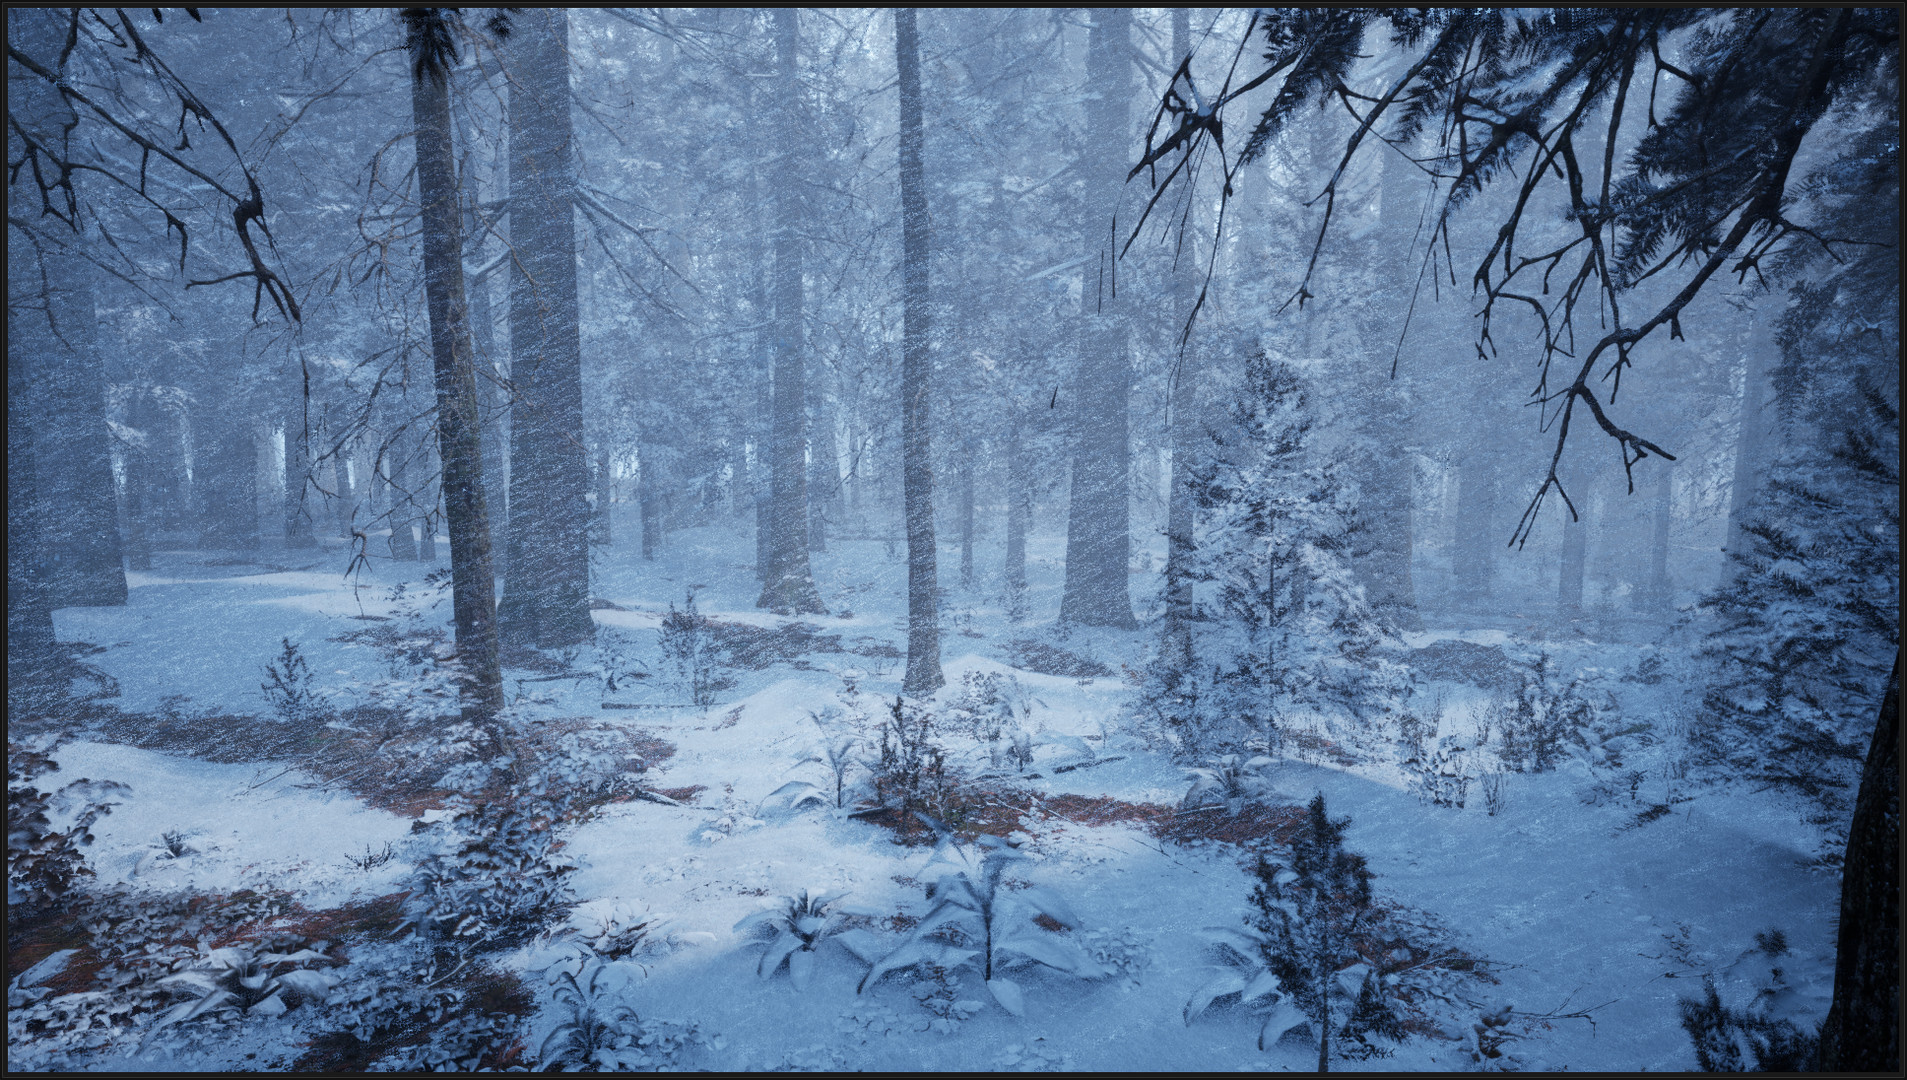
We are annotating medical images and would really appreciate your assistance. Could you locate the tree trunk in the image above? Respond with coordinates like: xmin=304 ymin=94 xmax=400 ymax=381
xmin=1814 ymin=651 xmax=1900 ymax=1072
xmin=386 ymin=447 xmax=418 ymax=561
xmin=896 ymin=7 xmax=942 ymax=694
xmin=333 ymin=424 xmax=359 ymax=540
xmin=1160 ymin=7 xmax=1200 ymax=666
xmin=1723 ymin=314 xmax=1773 ymax=570
xmin=1558 ymin=465 xmax=1589 ymax=617
xmin=640 ymin=450 xmax=662 ymax=561
xmin=1004 ymin=400 xmax=1029 ymax=621
xmin=8 ymin=8 xmax=126 ymax=609
xmin=959 ymin=435 xmax=976 ymax=587
xmin=1452 ymin=449 xmax=1496 ymax=607
xmin=283 ymin=381 xmax=317 ymax=549
xmin=758 ymin=8 xmax=828 ymax=616
xmin=196 ymin=401 xmax=259 ymax=553
xmin=6 ymin=277 xmax=57 ymax=676
xmin=497 ymin=8 xmax=594 ymax=649
xmin=467 ymin=195 xmax=511 ymax=569
xmin=1059 ymin=8 xmax=1138 ymax=630
xmin=123 ymin=391 xmax=161 ymax=572
xmin=418 ymin=443 xmax=440 ymax=562
xmin=595 ymin=446 xmax=614 ymax=548
xmin=1643 ymin=459 xmax=1673 ymax=610
xmin=409 ymin=16 xmax=504 ymax=720
xmin=1349 ymin=143 xmax=1422 ymax=631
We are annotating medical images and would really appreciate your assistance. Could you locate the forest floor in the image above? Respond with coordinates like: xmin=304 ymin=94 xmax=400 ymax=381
xmin=9 ymin=521 xmax=1840 ymax=1071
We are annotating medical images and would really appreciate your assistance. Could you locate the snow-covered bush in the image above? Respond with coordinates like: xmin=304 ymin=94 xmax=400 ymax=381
xmin=733 ymin=889 xmax=883 ymax=989
xmin=147 ymin=941 xmax=337 ymax=1037
xmin=562 ymin=901 xmax=669 ymax=962
xmin=7 ymin=741 xmax=125 ymax=912
xmin=404 ymin=799 xmax=577 ymax=954
xmin=260 ymin=637 xmax=326 ymax=726
xmin=1490 ymin=654 xmax=1596 ymax=774
xmin=1187 ymin=794 xmax=1397 ymax=1064
xmin=1407 ymin=737 xmax=1472 ymax=810
xmin=533 ymin=960 xmax=713 ymax=1072
xmin=1142 ymin=348 xmax=1405 ymax=760
xmin=763 ymin=733 xmax=861 ymax=814
xmin=1677 ymin=926 xmax=1819 ymax=1071
xmin=1181 ymin=754 xmax=1278 ymax=814
xmin=1479 ymin=768 xmax=1510 ymax=817
xmin=659 ymin=588 xmax=734 ymax=707
xmin=536 ymin=961 xmax=681 ymax=1073
xmin=865 ymin=696 xmax=953 ymax=815
xmin=860 ymin=825 xmax=1102 ymax=1016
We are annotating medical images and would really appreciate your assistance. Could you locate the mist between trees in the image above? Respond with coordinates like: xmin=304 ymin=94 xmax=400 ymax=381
xmin=7 ymin=8 xmax=1897 ymax=1073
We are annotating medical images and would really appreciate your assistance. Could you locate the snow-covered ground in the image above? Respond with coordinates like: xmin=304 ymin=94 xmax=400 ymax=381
xmin=13 ymin=522 xmax=1838 ymax=1071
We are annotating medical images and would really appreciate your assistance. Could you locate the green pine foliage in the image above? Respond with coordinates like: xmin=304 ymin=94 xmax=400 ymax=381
xmin=1149 ymin=346 xmax=1402 ymax=757
xmin=1247 ymin=793 xmax=1385 ymax=1066
xmin=1696 ymin=101 xmax=1900 ymax=848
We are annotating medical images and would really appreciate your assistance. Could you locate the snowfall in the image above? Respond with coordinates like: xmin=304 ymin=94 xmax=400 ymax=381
xmin=8 ymin=520 xmax=1837 ymax=1072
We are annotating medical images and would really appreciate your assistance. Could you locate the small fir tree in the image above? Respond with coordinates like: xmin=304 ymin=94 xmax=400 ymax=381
xmin=1248 ymin=792 xmax=1385 ymax=1071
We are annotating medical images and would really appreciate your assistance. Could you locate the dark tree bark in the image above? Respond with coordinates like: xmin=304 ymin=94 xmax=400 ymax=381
xmin=1003 ymin=400 xmax=1028 ymax=619
xmin=1557 ymin=463 xmax=1590 ymax=617
xmin=1452 ymin=448 xmax=1496 ymax=607
xmin=1347 ymin=143 xmax=1421 ymax=631
xmin=958 ymin=435 xmax=976 ymax=588
xmin=758 ymin=8 xmax=827 ymax=616
xmin=406 ymin=9 xmax=504 ymax=721
xmin=8 ymin=8 xmax=126 ymax=610
xmin=896 ymin=6 xmax=942 ymax=693
xmin=1059 ymin=7 xmax=1138 ymax=630
xmin=497 ymin=7 xmax=595 ymax=649
xmin=195 ymin=400 xmax=259 ymax=553
xmin=1159 ymin=7 xmax=1201 ymax=667
xmin=330 ymin=414 xmax=358 ymax=541
xmin=6 ymin=283 xmax=57 ymax=675
xmin=386 ymin=446 xmax=418 ymax=562
xmin=1642 ymin=458 xmax=1673 ymax=611
xmin=283 ymin=384 xmax=317 ymax=549
xmin=1815 ymin=652 xmax=1901 ymax=1072
xmin=595 ymin=446 xmax=614 ymax=548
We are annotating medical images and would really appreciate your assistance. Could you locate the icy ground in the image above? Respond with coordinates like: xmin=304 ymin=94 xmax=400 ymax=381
xmin=16 ymin=522 xmax=1839 ymax=1071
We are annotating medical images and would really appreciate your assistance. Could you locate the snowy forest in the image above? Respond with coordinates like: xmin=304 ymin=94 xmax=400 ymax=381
xmin=7 ymin=7 xmax=1899 ymax=1072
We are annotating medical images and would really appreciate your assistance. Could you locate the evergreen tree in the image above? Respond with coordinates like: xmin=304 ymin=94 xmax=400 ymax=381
xmin=1247 ymin=792 xmax=1384 ymax=1071
xmin=1153 ymin=345 xmax=1399 ymax=755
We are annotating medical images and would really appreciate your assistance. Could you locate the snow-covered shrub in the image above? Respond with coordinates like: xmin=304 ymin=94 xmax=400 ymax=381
xmin=1077 ymin=926 xmax=1151 ymax=990
xmin=1677 ymin=974 xmax=1816 ymax=1072
xmin=763 ymin=733 xmax=861 ymax=814
xmin=866 ymin=696 xmax=953 ymax=815
xmin=1407 ymin=738 xmax=1472 ymax=810
xmin=147 ymin=941 xmax=337 ymax=1036
xmin=1479 ymin=769 xmax=1510 ymax=817
xmin=1181 ymin=754 xmax=1278 ymax=814
xmin=860 ymin=826 xmax=1102 ymax=1016
xmin=562 ymin=901 xmax=668 ymax=962
xmin=659 ymin=588 xmax=734 ymax=707
xmin=6 ymin=741 xmax=125 ymax=912
xmin=374 ymin=1008 xmax=524 ymax=1072
xmin=261 ymin=637 xmax=325 ymax=726
xmin=733 ymin=889 xmax=883 ymax=990
xmin=404 ymin=799 xmax=577 ymax=954
xmin=1187 ymin=794 xmax=1393 ymax=1063
xmin=1490 ymin=654 xmax=1595 ymax=774
xmin=1142 ymin=348 xmax=1405 ymax=760
xmin=536 ymin=961 xmax=648 ymax=1072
